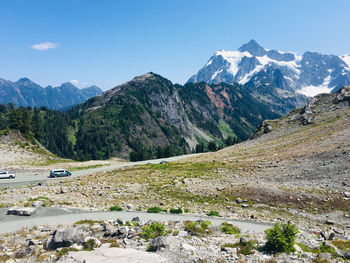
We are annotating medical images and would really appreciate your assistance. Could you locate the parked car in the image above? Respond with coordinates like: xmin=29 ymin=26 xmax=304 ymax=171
xmin=0 ymin=171 xmax=16 ymax=179
xmin=49 ymin=169 xmax=72 ymax=178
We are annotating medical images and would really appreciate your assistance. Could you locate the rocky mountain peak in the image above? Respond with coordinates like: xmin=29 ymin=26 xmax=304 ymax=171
xmin=189 ymin=40 xmax=350 ymax=97
xmin=15 ymin=77 xmax=35 ymax=86
xmin=238 ymin=39 xmax=267 ymax=57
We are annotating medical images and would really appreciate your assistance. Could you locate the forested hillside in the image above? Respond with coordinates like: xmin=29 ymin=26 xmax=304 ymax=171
xmin=0 ymin=73 xmax=290 ymax=161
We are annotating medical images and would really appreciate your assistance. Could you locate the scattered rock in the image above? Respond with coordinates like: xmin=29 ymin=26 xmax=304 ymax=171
xmin=131 ymin=217 xmax=140 ymax=222
xmin=126 ymin=204 xmax=134 ymax=211
xmin=150 ymin=236 xmax=167 ymax=251
xmin=325 ymin=220 xmax=335 ymax=225
xmin=14 ymin=249 xmax=27 ymax=258
xmin=45 ymin=227 xmax=88 ymax=250
xmin=236 ymin=198 xmax=242 ymax=204
xmin=7 ymin=207 xmax=36 ymax=216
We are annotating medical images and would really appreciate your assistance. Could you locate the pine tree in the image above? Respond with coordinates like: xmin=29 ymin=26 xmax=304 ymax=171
xmin=32 ymin=107 xmax=42 ymax=139
xmin=20 ymin=108 xmax=31 ymax=135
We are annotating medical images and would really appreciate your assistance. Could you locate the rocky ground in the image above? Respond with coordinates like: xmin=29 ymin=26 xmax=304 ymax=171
xmin=0 ymin=87 xmax=349 ymax=262
xmin=0 ymin=215 xmax=349 ymax=263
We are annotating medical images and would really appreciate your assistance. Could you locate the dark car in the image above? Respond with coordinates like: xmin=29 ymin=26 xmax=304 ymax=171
xmin=49 ymin=169 xmax=72 ymax=178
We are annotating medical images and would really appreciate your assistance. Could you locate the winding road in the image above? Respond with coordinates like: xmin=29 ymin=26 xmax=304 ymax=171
xmin=0 ymin=209 xmax=271 ymax=235
xmin=0 ymin=153 xmax=272 ymax=235
xmin=0 ymin=154 xmax=199 ymax=188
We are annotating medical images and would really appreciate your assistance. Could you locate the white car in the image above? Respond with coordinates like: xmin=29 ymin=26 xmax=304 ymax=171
xmin=0 ymin=171 xmax=16 ymax=179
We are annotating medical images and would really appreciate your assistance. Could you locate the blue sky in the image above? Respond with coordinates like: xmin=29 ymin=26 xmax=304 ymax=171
xmin=1 ymin=0 xmax=350 ymax=90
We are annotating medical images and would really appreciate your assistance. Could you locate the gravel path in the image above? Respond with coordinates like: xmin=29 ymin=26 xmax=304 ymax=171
xmin=0 ymin=209 xmax=271 ymax=235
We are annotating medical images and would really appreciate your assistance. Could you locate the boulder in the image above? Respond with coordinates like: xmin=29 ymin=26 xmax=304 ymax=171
xmin=7 ymin=207 xmax=36 ymax=216
xmin=236 ymin=198 xmax=242 ymax=204
xmin=150 ymin=236 xmax=167 ymax=251
xmin=132 ymin=217 xmax=140 ymax=222
xmin=14 ymin=249 xmax=27 ymax=258
xmin=45 ymin=227 xmax=88 ymax=250
xmin=27 ymin=240 xmax=36 ymax=247
xmin=126 ymin=204 xmax=134 ymax=211
xmin=117 ymin=226 xmax=129 ymax=238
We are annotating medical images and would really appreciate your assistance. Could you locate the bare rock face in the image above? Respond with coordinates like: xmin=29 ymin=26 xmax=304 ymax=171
xmin=7 ymin=207 xmax=36 ymax=216
xmin=335 ymin=86 xmax=350 ymax=103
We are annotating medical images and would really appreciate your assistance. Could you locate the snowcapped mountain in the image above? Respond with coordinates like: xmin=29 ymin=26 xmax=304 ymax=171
xmin=188 ymin=40 xmax=350 ymax=97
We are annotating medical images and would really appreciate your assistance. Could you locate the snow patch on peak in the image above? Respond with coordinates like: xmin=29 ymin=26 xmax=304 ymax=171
xmin=340 ymin=54 xmax=350 ymax=69
xmin=296 ymin=75 xmax=332 ymax=97
xmin=215 ymin=50 xmax=252 ymax=76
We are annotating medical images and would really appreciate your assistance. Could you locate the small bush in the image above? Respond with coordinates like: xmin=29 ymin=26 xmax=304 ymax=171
xmin=84 ymin=238 xmax=96 ymax=251
xmin=207 ymin=210 xmax=219 ymax=216
xmin=220 ymin=222 xmax=240 ymax=237
xmin=170 ymin=208 xmax=183 ymax=214
xmin=141 ymin=222 xmax=166 ymax=240
xmin=332 ymin=240 xmax=350 ymax=252
xmin=312 ymin=257 xmax=331 ymax=263
xmin=55 ymin=248 xmax=78 ymax=259
xmin=184 ymin=208 xmax=189 ymax=213
xmin=146 ymin=243 xmax=156 ymax=252
xmin=102 ymin=238 xmax=119 ymax=247
xmin=222 ymin=240 xmax=256 ymax=255
xmin=147 ymin=207 xmax=166 ymax=213
xmin=184 ymin=220 xmax=211 ymax=236
xmin=109 ymin=205 xmax=123 ymax=211
xmin=264 ymin=222 xmax=298 ymax=253
xmin=318 ymin=244 xmax=336 ymax=257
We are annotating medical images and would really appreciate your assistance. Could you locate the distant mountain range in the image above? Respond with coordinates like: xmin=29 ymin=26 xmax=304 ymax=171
xmin=0 ymin=77 xmax=102 ymax=110
xmin=188 ymin=39 xmax=350 ymax=97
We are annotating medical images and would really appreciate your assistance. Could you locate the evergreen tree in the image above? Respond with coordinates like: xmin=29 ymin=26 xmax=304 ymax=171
xmin=208 ymin=141 xmax=217 ymax=152
xmin=32 ymin=107 xmax=42 ymax=139
xmin=20 ymin=107 xmax=31 ymax=135
xmin=8 ymin=103 xmax=20 ymax=130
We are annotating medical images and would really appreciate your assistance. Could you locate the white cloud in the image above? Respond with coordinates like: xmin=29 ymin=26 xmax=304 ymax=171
xmin=70 ymin=80 xmax=79 ymax=85
xmin=31 ymin=42 xmax=59 ymax=51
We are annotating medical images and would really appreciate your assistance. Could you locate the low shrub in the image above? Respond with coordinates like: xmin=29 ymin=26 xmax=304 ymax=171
xmin=84 ymin=238 xmax=96 ymax=251
xmin=102 ymin=238 xmax=119 ymax=247
xmin=184 ymin=220 xmax=211 ymax=236
xmin=147 ymin=207 xmax=166 ymax=213
xmin=141 ymin=222 xmax=166 ymax=240
xmin=331 ymin=240 xmax=350 ymax=252
xmin=109 ymin=205 xmax=123 ymax=211
xmin=222 ymin=240 xmax=256 ymax=255
xmin=206 ymin=210 xmax=219 ymax=216
xmin=170 ymin=208 xmax=183 ymax=214
xmin=55 ymin=248 xmax=78 ymax=259
xmin=220 ymin=222 xmax=240 ymax=237
xmin=264 ymin=222 xmax=298 ymax=253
